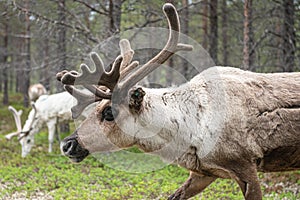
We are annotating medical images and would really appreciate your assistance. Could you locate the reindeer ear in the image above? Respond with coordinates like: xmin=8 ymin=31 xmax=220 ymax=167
xmin=128 ymin=87 xmax=146 ymax=114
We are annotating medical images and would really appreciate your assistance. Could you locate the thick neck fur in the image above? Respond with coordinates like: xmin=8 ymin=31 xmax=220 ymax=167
xmin=132 ymin=78 xmax=225 ymax=167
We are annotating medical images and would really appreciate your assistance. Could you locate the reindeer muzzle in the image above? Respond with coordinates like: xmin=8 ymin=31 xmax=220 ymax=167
xmin=61 ymin=131 xmax=89 ymax=163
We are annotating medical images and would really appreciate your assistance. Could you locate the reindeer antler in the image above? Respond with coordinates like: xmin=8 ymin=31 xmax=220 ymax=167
xmin=5 ymin=106 xmax=23 ymax=140
xmin=56 ymin=3 xmax=193 ymax=119
xmin=18 ymin=102 xmax=37 ymax=140
xmin=119 ymin=39 xmax=139 ymax=80
xmin=56 ymin=40 xmax=135 ymax=119
xmin=117 ymin=3 xmax=193 ymax=93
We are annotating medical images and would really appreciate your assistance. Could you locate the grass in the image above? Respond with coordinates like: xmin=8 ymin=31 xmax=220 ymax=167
xmin=0 ymin=93 xmax=299 ymax=199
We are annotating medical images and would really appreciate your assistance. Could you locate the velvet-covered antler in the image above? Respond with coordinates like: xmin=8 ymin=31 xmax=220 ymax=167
xmin=56 ymin=3 xmax=193 ymax=119
xmin=18 ymin=103 xmax=37 ymax=140
xmin=5 ymin=106 xmax=23 ymax=140
xmin=56 ymin=39 xmax=135 ymax=119
xmin=116 ymin=3 xmax=193 ymax=93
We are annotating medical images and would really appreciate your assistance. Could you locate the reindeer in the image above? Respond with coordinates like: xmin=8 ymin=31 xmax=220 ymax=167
xmin=6 ymin=91 xmax=92 ymax=157
xmin=56 ymin=4 xmax=300 ymax=200
xmin=28 ymin=83 xmax=47 ymax=102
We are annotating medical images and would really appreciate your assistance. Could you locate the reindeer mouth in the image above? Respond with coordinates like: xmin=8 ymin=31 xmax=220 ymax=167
xmin=61 ymin=131 xmax=89 ymax=163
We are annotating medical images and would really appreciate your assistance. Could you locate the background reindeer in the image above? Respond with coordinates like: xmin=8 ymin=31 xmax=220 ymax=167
xmin=56 ymin=4 xmax=300 ymax=200
xmin=6 ymin=91 xmax=92 ymax=157
xmin=28 ymin=83 xmax=47 ymax=102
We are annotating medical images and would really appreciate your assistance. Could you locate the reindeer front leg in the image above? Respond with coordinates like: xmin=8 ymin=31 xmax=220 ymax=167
xmin=233 ymin=164 xmax=262 ymax=200
xmin=168 ymin=171 xmax=216 ymax=200
xmin=46 ymin=118 xmax=57 ymax=153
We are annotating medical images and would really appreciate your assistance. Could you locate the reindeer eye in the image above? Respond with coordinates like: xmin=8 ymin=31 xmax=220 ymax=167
xmin=101 ymin=106 xmax=117 ymax=122
xmin=27 ymin=139 xmax=31 ymax=144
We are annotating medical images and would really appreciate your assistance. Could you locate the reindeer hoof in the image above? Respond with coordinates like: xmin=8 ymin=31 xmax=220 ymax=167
xmin=168 ymin=193 xmax=182 ymax=200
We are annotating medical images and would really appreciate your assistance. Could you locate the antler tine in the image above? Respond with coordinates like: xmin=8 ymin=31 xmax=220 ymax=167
xmin=56 ymin=51 xmax=123 ymax=118
xmin=8 ymin=106 xmax=23 ymax=132
xmin=58 ymin=52 xmax=122 ymax=91
xmin=117 ymin=3 xmax=193 ymax=92
xmin=64 ymin=85 xmax=104 ymax=119
xmin=59 ymin=54 xmax=105 ymax=86
xmin=56 ymin=70 xmax=79 ymax=82
xmin=119 ymin=39 xmax=139 ymax=80
xmin=5 ymin=106 xmax=23 ymax=140
xmin=5 ymin=132 xmax=21 ymax=140
xmin=96 ymin=54 xmax=123 ymax=90
xmin=84 ymin=85 xmax=112 ymax=99
xmin=119 ymin=39 xmax=134 ymax=70
xmin=18 ymin=103 xmax=37 ymax=140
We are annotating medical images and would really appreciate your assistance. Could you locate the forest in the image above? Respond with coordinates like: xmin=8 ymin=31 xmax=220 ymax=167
xmin=0 ymin=0 xmax=299 ymax=106
xmin=0 ymin=1 xmax=300 ymax=199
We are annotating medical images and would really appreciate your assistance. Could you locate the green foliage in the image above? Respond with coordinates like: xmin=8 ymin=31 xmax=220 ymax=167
xmin=0 ymin=95 xmax=299 ymax=199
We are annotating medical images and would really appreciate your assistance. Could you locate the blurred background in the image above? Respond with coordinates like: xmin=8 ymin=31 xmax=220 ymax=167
xmin=0 ymin=0 xmax=299 ymax=107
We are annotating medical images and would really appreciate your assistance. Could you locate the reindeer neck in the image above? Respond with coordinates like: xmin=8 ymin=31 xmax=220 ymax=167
xmin=22 ymin=110 xmax=41 ymax=134
xmin=134 ymin=83 xmax=209 ymax=163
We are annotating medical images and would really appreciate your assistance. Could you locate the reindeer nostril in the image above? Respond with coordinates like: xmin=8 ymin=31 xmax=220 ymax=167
xmin=61 ymin=132 xmax=89 ymax=162
xmin=63 ymin=140 xmax=77 ymax=154
xmin=63 ymin=141 xmax=71 ymax=152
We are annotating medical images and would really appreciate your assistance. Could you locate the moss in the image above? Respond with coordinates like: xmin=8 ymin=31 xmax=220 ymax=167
xmin=0 ymin=95 xmax=299 ymax=199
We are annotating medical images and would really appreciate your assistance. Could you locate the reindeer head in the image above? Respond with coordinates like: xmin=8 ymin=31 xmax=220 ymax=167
xmin=57 ymin=3 xmax=193 ymax=162
xmin=19 ymin=103 xmax=39 ymax=157
xmin=6 ymin=103 xmax=39 ymax=157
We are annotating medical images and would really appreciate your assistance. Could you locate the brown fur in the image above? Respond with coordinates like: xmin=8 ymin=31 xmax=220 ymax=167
xmin=61 ymin=66 xmax=299 ymax=200
xmin=170 ymin=67 xmax=300 ymax=200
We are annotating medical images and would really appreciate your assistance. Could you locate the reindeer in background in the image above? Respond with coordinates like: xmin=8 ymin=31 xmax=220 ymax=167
xmin=28 ymin=83 xmax=47 ymax=102
xmin=6 ymin=91 xmax=92 ymax=157
xmin=5 ymin=83 xmax=47 ymax=140
xmin=56 ymin=3 xmax=300 ymax=200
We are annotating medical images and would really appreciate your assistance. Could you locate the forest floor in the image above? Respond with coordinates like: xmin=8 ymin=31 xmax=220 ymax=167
xmin=0 ymin=94 xmax=299 ymax=199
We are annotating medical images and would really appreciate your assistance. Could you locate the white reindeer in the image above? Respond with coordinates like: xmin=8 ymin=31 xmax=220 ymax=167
xmin=6 ymin=83 xmax=47 ymax=140
xmin=56 ymin=4 xmax=300 ymax=200
xmin=6 ymin=91 xmax=92 ymax=157
xmin=28 ymin=83 xmax=47 ymax=102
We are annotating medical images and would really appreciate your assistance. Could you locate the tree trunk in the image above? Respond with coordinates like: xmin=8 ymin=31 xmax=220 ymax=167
xmin=221 ymin=0 xmax=229 ymax=66
xmin=41 ymin=37 xmax=51 ymax=91
xmin=242 ymin=0 xmax=255 ymax=70
xmin=16 ymin=43 xmax=22 ymax=93
xmin=15 ymin=36 xmax=22 ymax=93
xmin=104 ymin=0 xmax=122 ymax=68
xmin=57 ymin=0 xmax=69 ymax=132
xmin=22 ymin=0 xmax=31 ymax=107
xmin=58 ymin=0 xmax=70 ymax=133
xmin=181 ymin=0 xmax=189 ymax=78
xmin=9 ymin=65 xmax=13 ymax=92
xmin=275 ymin=7 xmax=283 ymax=71
xmin=202 ymin=0 xmax=209 ymax=49
xmin=15 ymin=59 xmax=20 ymax=93
xmin=2 ymin=13 xmax=9 ymax=105
xmin=109 ymin=0 xmax=122 ymax=35
xmin=56 ymin=0 xmax=67 ymax=92
xmin=209 ymin=0 xmax=218 ymax=64
xmin=0 ymin=66 xmax=2 ymax=92
xmin=166 ymin=57 xmax=174 ymax=86
xmin=282 ymin=0 xmax=296 ymax=72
